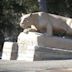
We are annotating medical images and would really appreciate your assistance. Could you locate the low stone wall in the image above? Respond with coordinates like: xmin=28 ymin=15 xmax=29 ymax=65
xmin=0 ymin=60 xmax=72 ymax=72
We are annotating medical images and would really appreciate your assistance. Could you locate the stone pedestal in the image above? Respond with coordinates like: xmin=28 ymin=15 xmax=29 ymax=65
xmin=37 ymin=35 xmax=72 ymax=49
xmin=17 ymin=32 xmax=41 ymax=61
xmin=17 ymin=32 xmax=72 ymax=61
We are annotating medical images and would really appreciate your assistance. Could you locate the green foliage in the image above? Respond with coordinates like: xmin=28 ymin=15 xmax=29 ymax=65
xmin=0 ymin=0 xmax=39 ymax=41
xmin=22 ymin=0 xmax=39 ymax=13
xmin=46 ymin=0 xmax=72 ymax=17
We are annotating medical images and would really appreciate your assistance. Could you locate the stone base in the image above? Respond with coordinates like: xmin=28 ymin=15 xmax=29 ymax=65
xmin=1 ymin=32 xmax=72 ymax=61
xmin=38 ymin=35 xmax=72 ymax=49
xmin=17 ymin=32 xmax=72 ymax=61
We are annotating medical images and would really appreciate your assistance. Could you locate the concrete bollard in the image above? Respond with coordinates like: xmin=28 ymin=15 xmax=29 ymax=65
xmin=2 ymin=42 xmax=18 ymax=60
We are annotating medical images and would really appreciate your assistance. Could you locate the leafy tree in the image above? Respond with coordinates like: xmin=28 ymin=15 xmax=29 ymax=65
xmin=46 ymin=0 xmax=72 ymax=17
xmin=0 ymin=0 xmax=39 ymax=42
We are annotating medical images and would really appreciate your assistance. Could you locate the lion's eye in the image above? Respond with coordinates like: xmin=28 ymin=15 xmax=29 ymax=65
xmin=25 ymin=19 xmax=29 ymax=22
xmin=24 ymin=19 xmax=27 ymax=21
xmin=27 ymin=20 xmax=29 ymax=22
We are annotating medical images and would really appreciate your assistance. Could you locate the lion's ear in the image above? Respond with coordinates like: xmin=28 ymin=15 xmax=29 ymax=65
xmin=22 ymin=13 xmax=25 ymax=16
xmin=30 ymin=13 xmax=32 ymax=16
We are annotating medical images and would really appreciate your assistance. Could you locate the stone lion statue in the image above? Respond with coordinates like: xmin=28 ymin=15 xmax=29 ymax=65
xmin=20 ymin=12 xmax=72 ymax=36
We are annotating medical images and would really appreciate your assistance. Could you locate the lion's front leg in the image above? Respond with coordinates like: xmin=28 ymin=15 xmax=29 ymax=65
xmin=23 ymin=28 xmax=37 ymax=34
xmin=46 ymin=24 xmax=53 ymax=36
xmin=23 ymin=28 xmax=31 ymax=34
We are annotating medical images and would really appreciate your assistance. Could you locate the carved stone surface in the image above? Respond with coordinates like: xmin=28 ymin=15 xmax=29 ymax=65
xmin=17 ymin=32 xmax=72 ymax=61
xmin=34 ymin=46 xmax=72 ymax=61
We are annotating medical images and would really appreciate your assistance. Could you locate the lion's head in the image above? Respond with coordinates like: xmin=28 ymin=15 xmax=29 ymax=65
xmin=20 ymin=13 xmax=32 ymax=29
